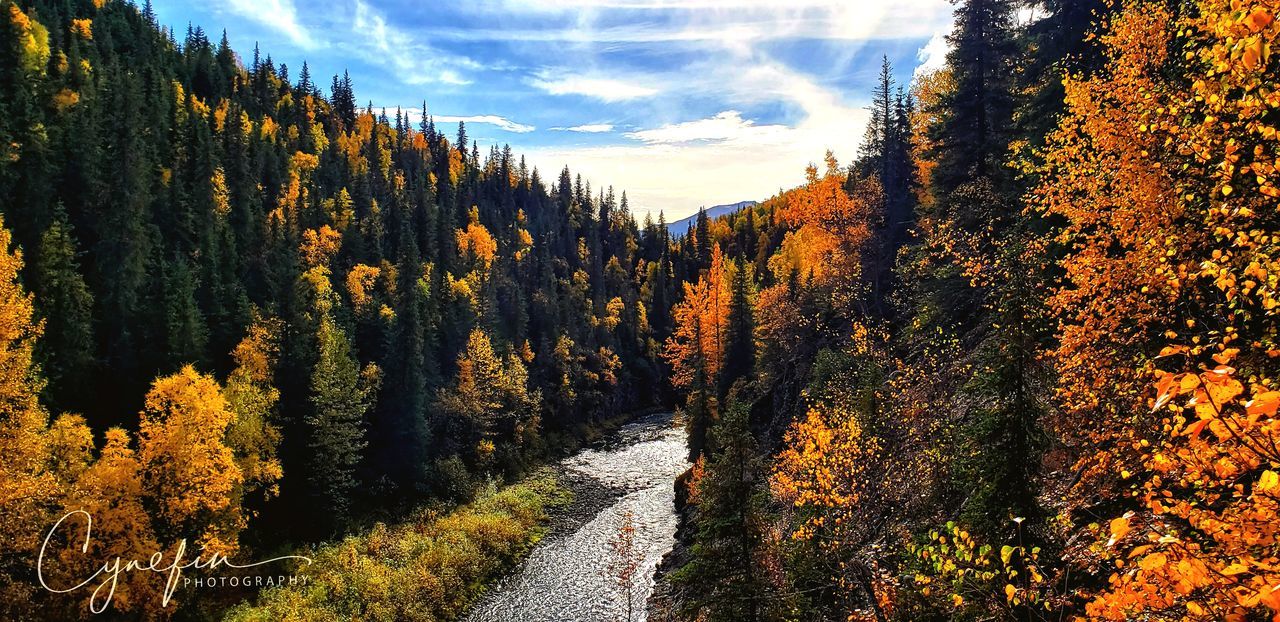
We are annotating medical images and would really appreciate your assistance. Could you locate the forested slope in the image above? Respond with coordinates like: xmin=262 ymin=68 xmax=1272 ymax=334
xmin=0 ymin=0 xmax=685 ymax=617
xmin=656 ymin=1 xmax=1280 ymax=621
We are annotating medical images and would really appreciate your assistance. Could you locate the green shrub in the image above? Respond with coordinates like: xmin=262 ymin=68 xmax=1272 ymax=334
xmin=224 ymin=471 xmax=569 ymax=622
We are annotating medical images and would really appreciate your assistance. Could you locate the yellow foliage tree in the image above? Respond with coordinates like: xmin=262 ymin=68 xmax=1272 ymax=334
xmin=771 ymin=151 xmax=875 ymax=291
xmin=137 ymin=365 xmax=244 ymax=556
xmin=0 ymin=216 xmax=60 ymax=611
xmin=223 ymin=315 xmax=284 ymax=503
xmin=52 ymin=429 xmax=162 ymax=617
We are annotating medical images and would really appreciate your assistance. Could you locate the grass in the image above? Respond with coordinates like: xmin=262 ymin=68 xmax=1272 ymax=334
xmin=223 ymin=470 xmax=570 ymax=622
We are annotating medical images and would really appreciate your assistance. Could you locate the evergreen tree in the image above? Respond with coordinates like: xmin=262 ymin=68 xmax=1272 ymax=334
xmin=929 ymin=0 xmax=1019 ymax=200
xmin=297 ymin=60 xmax=313 ymax=96
xmin=306 ymin=312 xmax=378 ymax=531
xmin=718 ymin=257 xmax=754 ymax=400
xmin=31 ymin=210 xmax=95 ymax=413
xmin=159 ymin=253 xmax=209 ymax=369
xmin=694 ymin=208 xmax=711 ymax=266
xmin=1017 ymin=0 xmax=1118 ymax=143
xmin=330 ymin=71 xmax=356 ymax=129
xmin=674 ymin=401 xmax=777 ymax=622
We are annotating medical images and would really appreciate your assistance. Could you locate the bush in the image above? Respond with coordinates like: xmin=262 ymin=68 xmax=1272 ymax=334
xmin=224 ymin=471 xmax=569 ymax=622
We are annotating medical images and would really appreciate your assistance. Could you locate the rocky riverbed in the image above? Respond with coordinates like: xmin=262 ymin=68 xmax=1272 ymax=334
xmin=463 ymin=412 xmax=688 ymax=622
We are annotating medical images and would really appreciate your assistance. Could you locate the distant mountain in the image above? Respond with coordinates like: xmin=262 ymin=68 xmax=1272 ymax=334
xmin=665 ymin=201 xmax=757 ymax=236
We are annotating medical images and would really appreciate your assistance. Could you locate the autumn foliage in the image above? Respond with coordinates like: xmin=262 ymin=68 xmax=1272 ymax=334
xmin=1032 ymin=1 xmax=1280 ymax=618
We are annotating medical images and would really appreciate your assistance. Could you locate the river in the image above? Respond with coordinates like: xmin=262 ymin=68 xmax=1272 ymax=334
xmin=464 ymin=412 xmax=689 ymax=622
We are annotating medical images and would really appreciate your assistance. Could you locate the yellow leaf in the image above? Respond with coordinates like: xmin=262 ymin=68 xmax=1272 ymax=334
xmin=1138 ymin=552 xmax=1167 ymax=571
xmin=1108 ymin=516 xmax=1131 ymax=546
xmin=1221 ymin=563 xmax=1249 ymax=576
xmin=1260 ymin=470 xmax=1279 ymax=494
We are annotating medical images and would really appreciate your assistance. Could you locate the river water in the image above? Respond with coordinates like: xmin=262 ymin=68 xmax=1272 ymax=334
xmin=464 ymin=412 xmax=688 ymax=622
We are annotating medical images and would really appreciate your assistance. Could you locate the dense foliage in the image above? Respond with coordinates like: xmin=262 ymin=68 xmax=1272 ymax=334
xmin=657 ymin=0 xmax=1280 ymax=621
xmin=6 ymin=0 xmax=1280 ymax=620
xmin=0 ymin=0 xmax=674 ymax=617
xmin=224 ymin=472 xmax=568 ymax=622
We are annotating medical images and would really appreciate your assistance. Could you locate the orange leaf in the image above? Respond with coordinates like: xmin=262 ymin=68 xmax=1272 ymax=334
xmin=1246 ymin=391 xmax=1280 ymax=421
xmin=1246 ymin=9 xmax=1274 ymax=33
xmin=1184 ymin=419 xmax=1209 ymax=438
xmin=1108 ymin=515 xmax=1131 ymax=546
xmin=1154 ymin=372 xmax=1180 ymax=410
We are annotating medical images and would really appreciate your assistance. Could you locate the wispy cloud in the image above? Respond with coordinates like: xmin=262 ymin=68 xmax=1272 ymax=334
xmin=625 ymin=111 xmax=788 ymax=145
xmin=447 ymin=0 xmax=954 ymax=43
xmin=193 ymin=0 xmax=954 ymax=219
xmin=350 ymin=0 xmax=477 ymax=85
xmin=552 ymin=124 xmax=616 ymax=133
xmin=225 ymin=0 xmax=313 ymax=48
xmin=434 ymin=114 xmax=536 ymax=133
xmin=528 ymin=72 xmax=658 ymax=101
xmin=525 ymin=53 xmax=871 ymax=216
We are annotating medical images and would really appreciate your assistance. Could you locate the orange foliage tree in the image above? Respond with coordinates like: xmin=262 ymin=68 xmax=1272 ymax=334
xmin=0 ymin=215 xmax=60 ymax=610
xmin=665 ymin=244 xmax=730 ymax=391
xmin=664 ymin=245 xmax=730 ymax=458
xmin=770 ymin=151 xmax=876 ymax=298
xmin=1034 ymin=0 xmax=1280 ymax=618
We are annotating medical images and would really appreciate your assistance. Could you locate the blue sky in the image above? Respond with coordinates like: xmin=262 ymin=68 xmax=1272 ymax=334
xmin=151 ymin=0 xmax=956 ymax=221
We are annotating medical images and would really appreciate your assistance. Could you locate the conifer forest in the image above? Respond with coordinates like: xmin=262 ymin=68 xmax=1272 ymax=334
xmin=3 ymin=0 xmax=1280 ymax=620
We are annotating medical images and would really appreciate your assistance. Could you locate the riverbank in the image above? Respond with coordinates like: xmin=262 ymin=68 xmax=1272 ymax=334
xmin=222 ymin=471 xmax=570 ymax=622
xmin=464 ymin=412 xmax=688 ymax=622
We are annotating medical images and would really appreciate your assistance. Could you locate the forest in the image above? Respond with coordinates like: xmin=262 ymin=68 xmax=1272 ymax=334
xmin=2 ymin=0 xmax=1280 ymax=620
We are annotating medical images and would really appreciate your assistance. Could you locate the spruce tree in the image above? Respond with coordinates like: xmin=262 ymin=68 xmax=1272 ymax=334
xmin=674 ymin=401 xmax=776 ymax=622
xmin=930 ymin=0 xmax=1019 ymax=200
xmin=306 ymin=313 xmax=377 ymax=531
xmin=32 ymin=210 xmax=95 ymax=412
xmin=694 ymin=208 xmax=711 ymax=266
xmin=718 ymin=257 xmax=754 ymax=400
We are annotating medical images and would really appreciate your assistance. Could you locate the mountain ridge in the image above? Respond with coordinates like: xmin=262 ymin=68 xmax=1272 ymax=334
xmin=665 ymin=201 xmax=758 ymax=236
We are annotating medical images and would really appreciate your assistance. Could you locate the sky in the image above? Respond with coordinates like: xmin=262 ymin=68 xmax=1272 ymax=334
xmin=151 ymin=0 xmax=957 ymax=221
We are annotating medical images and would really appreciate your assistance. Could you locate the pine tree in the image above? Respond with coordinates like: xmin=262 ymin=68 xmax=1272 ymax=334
xmin=95 ymin=63 xmax=156 ymax=403
xmin=929 ymin=0 xmax=1019 ymax=200
xmin=694 ymin=208 xmax=711 ymax=266
xmin=330 ymin=71 xmax=356 ymax=129
xmin=674 ymin=401 xmax=776 ymax=622
xmin=306 ymin=312 xmax=378 ymax=531
xmin=297 ymin=60 xmax=313 ymax=96
xmin=32 ymin=210 xmax=95 ymax=412
xmin=159 ymin=253 xmax=209 ymax=368
xmin=1018 ymin=0 xmax=1118 ymax=144
xmin=718 ymin=257 xmax=754 ymax=400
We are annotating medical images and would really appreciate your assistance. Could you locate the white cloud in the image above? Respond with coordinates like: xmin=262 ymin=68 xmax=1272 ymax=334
xmin=434 ymin=115 xmax=536 ymax=133
xmin=360 ymin=0 xmax=957 ymax=219
xmin=351 ymin=0 xmax=477 ymax=85
xmin=624 ymin=111 xmax=788 ymax=145
xmin=914 ymin=29 xmax=949 ymax=78
xmin=225 ymin=0 xmax=313 ymax=48
xmin=529 ymin=73 xmax=658 ymax=101
xmin=551 ymin=124 xmax=616 ymax=133
xmin=522 ymin=55 xmax=870 ymax=219
xmin=450 ymin=0 xmax=955 ymax=43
